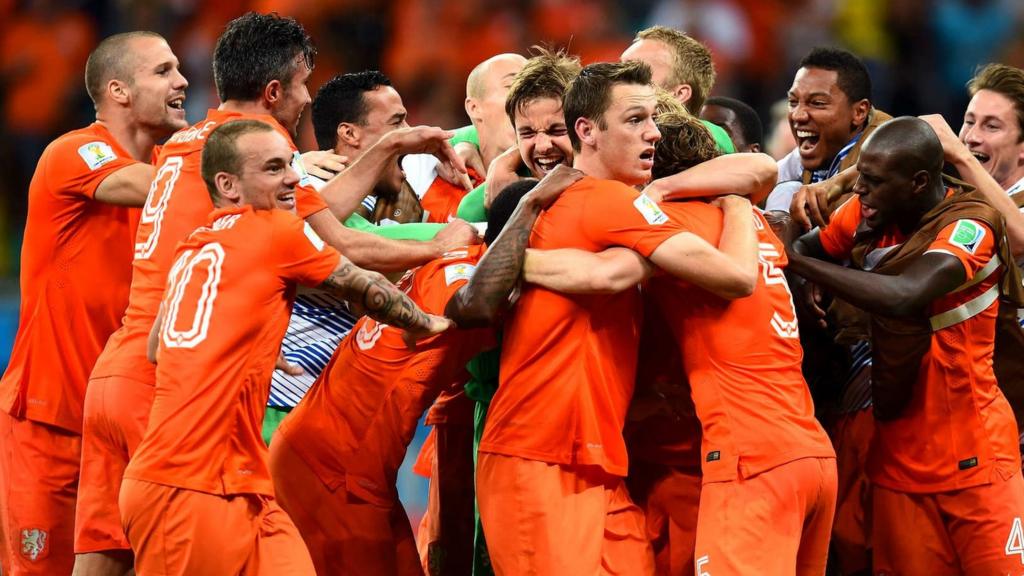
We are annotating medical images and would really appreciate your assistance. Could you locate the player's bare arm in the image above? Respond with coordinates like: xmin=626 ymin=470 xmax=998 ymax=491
xmin=920 ymin=113 xmax=1024 ymax=260
xmin=306 ymin=209 xmax=478 ymax=273
xmin=787 ymin=246 xmax=967 ymax=317
xmin=484 ymin=145 xmax=525 ymax=209
xmin=789 ymin=165 xmax=859 ymax=230
xmin=650 ymin=194 xmax=758 ymax=298
xmin=446 ymin=165 xmax=584 ymax=327
xmin=644 ymin=152 xmax=777 ymax=204
xmin=300 ymin=150 xmax=348 ymax=180
xmin=93 ymin=162 xmax=157 ymax=207
xmin=523 ymin=247 xmax=651 ymax=294
xmin=317 ymin=126 xmax=466 ymax=221
xmin=321 ymin=257 xmax=451 ymax=339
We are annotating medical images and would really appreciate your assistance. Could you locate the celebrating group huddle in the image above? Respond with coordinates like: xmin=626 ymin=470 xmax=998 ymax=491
xmin=2 ymin=9 xmax=1024 ymax=576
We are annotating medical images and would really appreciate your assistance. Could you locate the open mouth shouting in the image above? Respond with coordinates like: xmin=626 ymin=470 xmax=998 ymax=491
xmin=533 ymin=154 xmax=567 ymax=175
xmin=796 ymin=129 xmax=819 ymax=157
xmin=639 ymin=147 xmax=655 ymax=170
xmin=167 ymin=94 xmax=186 ymax=116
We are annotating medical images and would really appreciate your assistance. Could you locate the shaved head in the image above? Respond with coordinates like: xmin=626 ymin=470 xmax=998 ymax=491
xmin=85 ymin=31 xmax=163 ymax=107
xmin=467 ymin=53 xmax=527 ymax=100
xmin=863 ymin=116 xmax=944 ymax=178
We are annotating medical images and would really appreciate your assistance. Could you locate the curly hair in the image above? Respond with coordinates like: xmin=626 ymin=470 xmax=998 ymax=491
xmin=653 ymin=111 xmax=720 ymax=179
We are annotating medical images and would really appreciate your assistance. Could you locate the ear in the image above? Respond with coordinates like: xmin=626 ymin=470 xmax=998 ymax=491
xmin=337 ymin=123 xmax=360 ymax=148
xmin=465 ymin=97 xmax=482 ymax=123
xmin=575 ymin=117 xmax=597 ymax=148
xmin=215 ymin=172 xmax=241 ymax=204
xmin=672 ymin=84 xmax=692 ymax=106
xmin=911 ymin=169 xmax=930 ymax=195
xmin=750 ymin=143 xmax=762 ymax=154
xmin=107 ymin=79 xmax=131 ymax=106
xmin=263 ymin=79 xmax=283 ymax=109
xmin=851 ymin=99 xmax=870 ymax=130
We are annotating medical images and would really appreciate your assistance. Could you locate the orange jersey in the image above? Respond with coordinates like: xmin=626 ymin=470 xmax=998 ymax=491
xmin=480 ymin=177 xmax=684 ymax=476
xmin=279 ymin=245 xmax=492 ymax=506
xmin=649 ymin=202 xmax=834 ymax=483
xmin=0 ymin=123 xmax=140 ymax=432
xmin=91 ymin=109 xmax=328 ymax=386
xmin=820 ymin=195 xmax=1020 ymax=492
xmin=123 ymin=206 xmax=339 ymax=497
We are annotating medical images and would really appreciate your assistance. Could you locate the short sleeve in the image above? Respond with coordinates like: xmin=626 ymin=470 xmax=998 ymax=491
xmin=450 ymin=124 xmax=480 ymax=147
xmin=46 ymin=133 xmax=138 ymax=200
xmin=580 ymin=184 xmax=683 ymax=257
xmin=925 ymin=219 xmax=996 ymax=281
xmin=818 ymin=195 xmax=862 ymax=260
xmin=273 ymin=211 xmax=341 ymax=287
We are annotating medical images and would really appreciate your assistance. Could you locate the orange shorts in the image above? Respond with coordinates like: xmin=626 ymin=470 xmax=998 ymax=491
xmin=694 ymin=456 xmax=837 ymax=576
xmin=119 ymin=478 xmax=313 ymax=576
xmin=829 ymin=407 xmax=874 ymax=575
xmin=627 ymin=460 xmax=702 ymax=576
xmin=269 ymin=437 xmax=420 ymax=576
xmin=477 ymin=453 xmax=654 ymax=575
xmin=0 ymin=410 xmax=80 ymax=575
xmin=872 ymin=470 xmax=1024 ymax=575
xmin=75 ymin=374 xmax=154 ymax=553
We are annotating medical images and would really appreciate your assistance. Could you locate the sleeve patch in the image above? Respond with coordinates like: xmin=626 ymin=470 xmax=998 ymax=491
xmin=77 ymin=141 xmax=118 ymax=170
xmin=303 ymin=221 xmax=326 ymax=251
xmin=291 ymin=151 xmax=314 ymax=187
xmin=948 ymin=219 xmax=986 ymax=254
xmin=444 ymin=263 xmax=476 ymax=285
xmin=633 ymin=194 xmax=668 ymax=225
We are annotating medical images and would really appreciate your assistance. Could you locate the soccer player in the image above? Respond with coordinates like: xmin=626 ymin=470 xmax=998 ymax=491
xmin=701 ymin=96 xmax=764 ymax=153
xmin=0 ymin=31 xmax=187 ymax=576
xmin=768 ymin=47 xmax=891 ymax=219
xmin=77 ymin=13 xmax=474 ymax=576
xmin=523 ymin=111 xmax=837 ymax=575
xmin=475 ymin=60 xmax=763 ymax=575
xmin=119 ymin=119 xmax=448 ymax=576
xmin=271 ymin=166 xmax=581 ymax=576
xmin=787 ymin=116 xmax=1024 ymax=575
xmin=620 ymin=26 xmax=735 ymax=154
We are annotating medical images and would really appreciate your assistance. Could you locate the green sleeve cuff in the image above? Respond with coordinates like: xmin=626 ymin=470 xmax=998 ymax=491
xmin=450 ymin=125 xmax=480 ymax=147
xmin=457 ymin=183 xmax=489 ymax=223
xmin=343 ymin=213 xmax=445 ymax=241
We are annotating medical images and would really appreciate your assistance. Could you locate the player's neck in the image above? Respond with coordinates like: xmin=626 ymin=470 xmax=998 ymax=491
xmin=1001 ymin=164 xmax=1024 ymax=191
xmin=573 ymin=152 xmax=613 ymax=182
xmin=477 ymin=134 xmax=504 ymax=170
xmin=220 ymin=99 xmax=272 ymax=119
xmin=94 ymin=112 xmax=158 ymax=161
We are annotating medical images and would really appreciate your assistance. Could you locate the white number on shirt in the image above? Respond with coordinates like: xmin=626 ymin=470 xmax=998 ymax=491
xmin=135 ymin=156 xmax=183 ymax=260
xmin=759 ymin=241 xmax=800 ymax=340
xmin=161 ymin=243 xmax=225 ymax=349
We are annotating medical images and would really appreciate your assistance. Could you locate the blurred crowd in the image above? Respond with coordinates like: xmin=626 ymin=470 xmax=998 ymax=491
xmin=0 ymin=0 xmax=1023 ymax=281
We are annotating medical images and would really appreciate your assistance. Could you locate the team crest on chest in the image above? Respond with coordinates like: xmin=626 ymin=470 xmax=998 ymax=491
xmin=20 ymin=528 xmax=48 ymax=561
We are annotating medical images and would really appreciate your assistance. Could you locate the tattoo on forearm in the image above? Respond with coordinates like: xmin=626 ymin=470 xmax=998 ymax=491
xmin=452 ymin=201 xmax=537 ymax=320
xmin=323 ymin=263 xmax=431 ymax=330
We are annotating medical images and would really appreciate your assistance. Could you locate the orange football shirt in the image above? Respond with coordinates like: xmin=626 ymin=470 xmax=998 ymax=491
xmin=123 ymin=206 xmax=339 ymax=496
xmin=649 ymin=202 xmax=834 ymax=483
xmin=91 ymin=109 xmax=328 ymax=387
xmin=820 ymin=194 xmax=1020 ymax=492
xmin=0 ymin=123 xmax=140 ymax=432
xmin=279 ymin=245 xmax=492 ymax=506
xmin=480 ymin=176 xmax=684 ymax=476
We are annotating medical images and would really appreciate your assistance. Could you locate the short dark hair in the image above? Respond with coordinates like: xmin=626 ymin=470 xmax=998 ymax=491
xmin=563 ymin=60 xmax=653 ymax=152
xmin=85 ymin=31 xmax=163 ymax=108
xmin=798 ymin=47 xmax=871 ymax=104
xmin=705 ymin=96 xmax=764 ymax=146
xmin=484 ymin=179 xmax=538 ymax=245
xmin=201 ymin=119 xmax=276 ymax=203
xmin=311 ymin=71 xmax=393 ymax=150
xmin=968 ymin=63 xmax=1024 ymax=141
xmin=653 ymin=112 xmax=720 ymax=179
xmin=213 ymin=12 xmax=316 ymax=102
xmin=505 ymin=47 xmax=581 ymax=127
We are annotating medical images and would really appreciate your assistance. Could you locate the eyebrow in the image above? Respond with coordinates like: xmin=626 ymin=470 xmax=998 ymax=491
xmin=622 ymin=105 xmax=650 ymax=116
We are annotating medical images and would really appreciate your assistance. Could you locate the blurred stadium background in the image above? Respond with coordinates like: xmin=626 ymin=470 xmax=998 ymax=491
xmin=2 ymin=0 xmax=1023 ymax=524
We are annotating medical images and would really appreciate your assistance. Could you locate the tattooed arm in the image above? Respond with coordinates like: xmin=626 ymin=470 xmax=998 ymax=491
xmin=321 ymin=259 xmax=451 ymax=339
xmin=445 ymin=165 xmax=584 ymax=328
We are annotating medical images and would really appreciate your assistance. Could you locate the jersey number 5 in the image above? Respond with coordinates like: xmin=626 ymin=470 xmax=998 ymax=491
xmin=135 ymin=156 xmax=183 ymax=260
xmin=759 ymin=242 xmax=800 ymax=340
xmin=161 ymin=243 xmax=225 ymax=349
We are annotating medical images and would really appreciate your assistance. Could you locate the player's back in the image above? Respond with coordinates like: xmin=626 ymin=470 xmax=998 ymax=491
xmin=1 ymin=123 xmax=139 ymax=431
xmin=92 ymin=109 xmax=312 ymax=382
xmin=125 ymin=206 xmax=338 ymax=497
xmin=280 ymin=245 xmax=490 ymax=505
xmin=650 ymin=202 xmax=833 ymax=482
